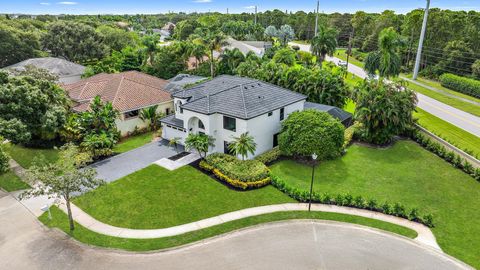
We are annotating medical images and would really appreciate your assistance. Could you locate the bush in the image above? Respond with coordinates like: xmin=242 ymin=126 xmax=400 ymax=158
xmin=255 ymin=146 xmax=281 ymax=164
xmin=411 ymin=131 xmax=479 ymax=181
xmin=439 ymin=73 xmax=480 ymax=98
xmin=270 ymin=174 xmax=435 ymax=227
xmin=0 ymin=145 xmax=9 ymax=174
xmin=343 ymin=122 xmax=359 ymax=148
xmin=202 ymin=153 xmax=271 ymax=190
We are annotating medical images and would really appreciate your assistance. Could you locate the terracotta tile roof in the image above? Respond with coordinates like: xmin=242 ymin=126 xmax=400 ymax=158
xmin=63 ymin=71 xmax=172 ymax=113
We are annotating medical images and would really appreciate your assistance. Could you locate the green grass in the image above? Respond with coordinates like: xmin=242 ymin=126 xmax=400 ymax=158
xmin=39 ymin=206 xmax=417 ymax=252
xmin=3 ymin=144 xmax=59 ymax=168
xmin=113 ymin=131 xmax=155 ymax=154
xmin=335 ymin=49 xmax=365 ymax=68
xmin=0 ymin=170 xmax=29 ymax=192
xmin=270 ymin=140 xmax=480 ymax=268
xmin=74 ymin=165 xmax=295 ymax=229
xmin=404 ymin=80 xmax=480 ymax=117
xmin=403 ymin=74 xmax=480 ymax=104
xmin=414 ymin=108 xmax=480 ymax=158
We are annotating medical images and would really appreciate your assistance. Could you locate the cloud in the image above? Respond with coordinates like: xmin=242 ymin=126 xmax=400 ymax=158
xmin=57 ymin=1 xmax=78 ymax=4
xmin=244 ymin=6 xmax=256 ymax=9
xmin=40 ymin=2 xmax=51 ymax=5
xmin=192 ymin=0 xmax=212 ymax=3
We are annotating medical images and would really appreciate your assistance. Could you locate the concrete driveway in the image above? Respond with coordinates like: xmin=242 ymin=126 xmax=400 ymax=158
xmin=0 ymin=190 xmax=471 ymax=270
xmin=90 ymin=140 xmax=183 ymax=182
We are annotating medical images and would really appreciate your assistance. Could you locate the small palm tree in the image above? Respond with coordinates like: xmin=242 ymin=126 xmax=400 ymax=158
xmin=169 ymin=137 xmax=181 ymax=153
xmin=140 ymin=105 xmax=161 ymax=131
xmin=310 ymin=25 xmax=338 ymax=65
xmin=228 ymin=132 xmax=257 ymax=160
xmin=185 ymin=133 xmax=215 ymax=159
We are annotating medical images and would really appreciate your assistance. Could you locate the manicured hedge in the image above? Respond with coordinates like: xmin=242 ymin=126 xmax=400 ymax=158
xmin=255 ymin=146 xmax=281 ymax=165
xmin=411 ymin=131 xmax=480 ymax=181
xmin=270 ymin=174 xmax=435 ymax=228
xmin=201 ymin=153 xmax=271 ymax=190
xmin=439 ymin=73 xmax=480 ymax=98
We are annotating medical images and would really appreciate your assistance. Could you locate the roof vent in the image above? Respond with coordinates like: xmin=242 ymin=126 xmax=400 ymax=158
xmin=258 ymin=95 xmax=264 ymax=99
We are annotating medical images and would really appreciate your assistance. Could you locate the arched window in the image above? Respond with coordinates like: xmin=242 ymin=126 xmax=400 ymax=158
xmin=198 ymin=119 xmax=205 ymax=130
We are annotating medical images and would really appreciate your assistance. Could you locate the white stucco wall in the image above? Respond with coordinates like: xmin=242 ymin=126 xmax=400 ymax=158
xmin=117 ymin=101 xmax=173 ymax=137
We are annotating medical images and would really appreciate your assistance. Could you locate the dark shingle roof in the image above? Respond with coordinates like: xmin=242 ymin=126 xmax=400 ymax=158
xmin=176 ymin=75 xmax=306 ymax=120
xmin=304 ymin=102 xmax=353 ymax=125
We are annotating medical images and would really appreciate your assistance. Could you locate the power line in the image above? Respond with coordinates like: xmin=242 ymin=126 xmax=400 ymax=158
xmin=418 ymin=61 xmax=473 ymax=74
xmin=413 ymin=51 xmax=477 ymax=64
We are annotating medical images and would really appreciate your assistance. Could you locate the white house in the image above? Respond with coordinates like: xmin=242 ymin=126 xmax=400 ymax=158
xmin=63 ymin=71 xmax=174 ymax=136
xmin=160 ymin=75 xmax=352 ymax=159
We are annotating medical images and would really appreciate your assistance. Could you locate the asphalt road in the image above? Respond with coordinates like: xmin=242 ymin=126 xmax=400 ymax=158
xmin=291 ymin=43 xmax=480 ymax=137
xmin=0 ymin=190 xmax=471 ymax=270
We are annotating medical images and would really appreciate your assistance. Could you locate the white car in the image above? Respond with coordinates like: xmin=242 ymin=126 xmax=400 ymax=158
xmin=338 ymin=60 xmax=348 ymax=67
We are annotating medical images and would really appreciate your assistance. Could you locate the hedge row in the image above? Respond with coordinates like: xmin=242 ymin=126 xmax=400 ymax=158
xmin=199 ymin=160 xmax=271 ymax=190
xmin=255 ymin=146 xmax=281 ymax=165
xmin=439 ymin=73 xmax=480 ymax=98
xmin=270 ymin=174 xmax=434 ymax=228
xmin=411 ymin=131 xmax=480 ymax=181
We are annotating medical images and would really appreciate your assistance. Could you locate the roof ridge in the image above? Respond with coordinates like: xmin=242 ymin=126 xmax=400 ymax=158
xmin=240 ymin=84 xmax=248 ymax=118
xmin=77 ymin=81 xmax=90 ymax=101
xmin=111 ymin=74 xmax=125 ymax=108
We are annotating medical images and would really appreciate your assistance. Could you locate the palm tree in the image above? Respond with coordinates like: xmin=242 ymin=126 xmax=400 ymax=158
xmin=185 ymin=133 xmax=215 ymax=159
xmin=220 ymin=48 xmax=245 ymax=74
xmin=140 ymin=105 xmax=161 ymax=131
xmin=142 ymin=34 xmax=160 ymax=66
xmin=228 ymin=132 xmax=257 ymax=161
xmin=310 ymin=25 xmax=338 ymax=64
xmin=364 ymin=27 xmax=404 ymax=78
xmin=169 ymin=137 xmax=181 ymax=153
xmin=197 ymin=31 xmax=229 ymax=78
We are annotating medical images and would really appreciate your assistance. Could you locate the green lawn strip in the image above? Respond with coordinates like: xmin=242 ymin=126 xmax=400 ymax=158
xmin=113 ymin=131 xmax=155 ymax=154
xmin=403 ymin=74 xmax=480 ymax=104
xmin=334 ymin=49 xmax=365 ymax=68
xmin=414 ymin=108 xmax=480 ymax=158
xmin=74 ymin=165 xmax=295 ymax=229
xmin=0 ymin=170 xmax=30 ymax=192
xmin=3 ymin=144 xmax=59 ymax=168
xmin=404 ymin=80 xmax=480 ymax=117
xmin=39 ymin=206 xmax=417 ymax=252
xmin=270 ymin=141 xmax=480 ymax=268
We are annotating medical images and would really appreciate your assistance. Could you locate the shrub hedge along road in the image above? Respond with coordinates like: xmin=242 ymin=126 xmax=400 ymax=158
xmin=440 ymin=73 xmax=480 ymax=98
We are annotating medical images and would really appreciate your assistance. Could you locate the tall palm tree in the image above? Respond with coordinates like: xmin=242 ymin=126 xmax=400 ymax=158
xmin=220 ymin=48 xmax=245 ymax=74
xmin=140 ymin=105 xmax=161 ymax=131
xmin=310 ymin=25 xmax=338 ymax=65
xmin=228 ymin=132 xmax=257 ymax=161
xmin=198 ymin=31 xmax=229 ymax=78
xmin=142 ymin=34 xmax=160 ymax=66
xmin=364 ymin=27 xmax=404 ymax=78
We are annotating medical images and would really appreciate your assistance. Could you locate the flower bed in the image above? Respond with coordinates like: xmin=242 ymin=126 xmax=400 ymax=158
xmin=200 ymin=153 xmax=271 ymax=190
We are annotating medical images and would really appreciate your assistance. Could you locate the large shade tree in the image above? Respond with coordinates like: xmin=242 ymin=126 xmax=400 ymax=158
xmin=0 ymin=71 xmax=70 ymax=145
xmin=354 ymin=80 xmax=417 ymax=145
xmin=310 ymin=25 xmax=338 ymax=64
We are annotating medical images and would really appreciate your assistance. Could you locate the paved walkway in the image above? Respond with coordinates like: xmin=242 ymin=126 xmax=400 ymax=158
xmin=51 ymin=200 xmax=440 ymax=250
xmin=290 ymin=42 xmax=480 ymax=137
xmin=90 ymin=139 xmax=183 ymax=182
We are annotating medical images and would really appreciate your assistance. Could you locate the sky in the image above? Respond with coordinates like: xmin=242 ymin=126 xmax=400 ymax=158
xmin=1 ymin=0 xmax=478 ymax=15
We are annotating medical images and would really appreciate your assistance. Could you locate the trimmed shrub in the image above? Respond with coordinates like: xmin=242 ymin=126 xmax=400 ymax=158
xmin=255 ymin=146 xmax=281 ymax=164
xmin=270 ymin=174 xmax=434 ymax=227
xmin=439 ymin=73 xmax=480 ymax=98
xmin=343 ymin=123 xmax=358 ymax=148
xmin=201 ymin=153 xmax=271 ymax=190
xmin=0 ymin=145 xmax=9 ymax=174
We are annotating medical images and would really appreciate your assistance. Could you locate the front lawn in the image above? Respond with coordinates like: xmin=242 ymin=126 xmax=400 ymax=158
xmin=3 ymin=144 xmax=59 ymax=168
xmin=40 ymin=207 xmax=416 ymax=252
xmin=0 ymin=170 xmax=30 ymax=192
xmin=113 ymin=131 xmax=155 ymax=154
xmin=74 ymin=165 xmax=294 ymax=229
xmin=270 ymin=140 xmax=480 ymax=269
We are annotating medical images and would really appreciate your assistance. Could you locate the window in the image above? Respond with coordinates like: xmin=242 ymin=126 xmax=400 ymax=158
xmin=223 ymin=116 xmax=236 ymax=132
xmin=273 ymin=133 xmax=279 ymax=147
xmin=180 ymin=107 xmax=184 ymax=114
xmin=268 ymin=112 xmax=273 ymax=117
xmin=165 ymin=108 xmax=170 ymax=115
xmin=124 ymin=109 xmax=139 ymax=119
xmin=224 ymin=141 xmax=234 ymax=155
xmin=280 ymin=108 xmax=285 ymax=121
xmin=198 ymin=120 xmax=205 ymax=130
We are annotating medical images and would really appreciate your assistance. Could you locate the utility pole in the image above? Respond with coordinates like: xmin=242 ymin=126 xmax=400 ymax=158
xmin=314 ymin=0 xmax=320 ymax=36
xmin=413 ymin=0 xmax=430 ymax=80
xmin=254 ymin=6 xmax=257 ymax=25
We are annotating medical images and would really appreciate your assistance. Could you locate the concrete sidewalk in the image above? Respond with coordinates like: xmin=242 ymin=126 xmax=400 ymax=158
xmin=53 ymin=201 xmax=441 ymax=251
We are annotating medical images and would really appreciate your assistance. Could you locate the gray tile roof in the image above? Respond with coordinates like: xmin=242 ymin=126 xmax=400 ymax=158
xmin=176 ymin=75 xmax=307 ymax=120
xmin=304 ymin=102 xmax=353 ymax=125
xmin=160 ymin=114 xmax=184 ymax=128
xmin=165 ymin=74 xmax=207 ymax=93
xmin=5 ymin=57 xmax=85 ymax=77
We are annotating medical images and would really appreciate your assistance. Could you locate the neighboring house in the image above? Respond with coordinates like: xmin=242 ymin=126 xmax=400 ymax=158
xmin=160 ymin=75 xmax=352 ymax=159
xmin=164 ymin=74 xmax=207 ymax=93
xmin=225 ymin=38 xmax=272 ymax=57
xmin=63 ymin=71 xmax=173 ymax=136
xmin=5 ymin=57 xmax=86 ymax=84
